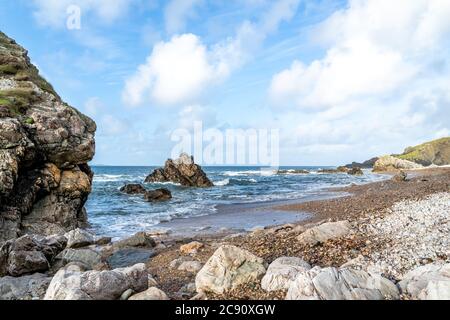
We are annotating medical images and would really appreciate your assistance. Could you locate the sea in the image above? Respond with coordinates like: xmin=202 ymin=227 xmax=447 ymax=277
xmin=86 ymin=166 xmax=388 ymax=239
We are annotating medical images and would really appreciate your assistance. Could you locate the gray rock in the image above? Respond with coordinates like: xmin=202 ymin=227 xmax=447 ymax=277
xmin=95 ymin=237 xmax=112 ymax=246
xmin=398 ymin=263 xmax=450 ymax=300
xmin=195 ymin=245 xmax=267 ymax=294
xmin=128 ymin=287 xmax=169 ymax=300
xmin=0 ymin=273 xmax=51 ymax=300
xmin=178 ymin=261 xmax=203 ymax=273
xmin=286 ymin=267 xmax=399 ymax=300
xmin=169 ymin=256 xmax=192 ymax=269
xmin=107 ymin=248 xmax=155 ymax=269
xmin=44 ymin=263 xmax=148 ymax=300
xmin=113 ymin=232 xmax=156 ymax=250
xmin=65 ymin=228 xmax=95 ymax=249
xmin=261 ymin=257 xmax=311 ymax=292
xmin=53 ymin=248 xmax=103 ymax=271
xmin=7 ymin=250 xmax=49 ymax=277
xmin=297 ymin=220 xmax=353 ymax=245
xmin=120 ymin=288 xmax=135 ymax=300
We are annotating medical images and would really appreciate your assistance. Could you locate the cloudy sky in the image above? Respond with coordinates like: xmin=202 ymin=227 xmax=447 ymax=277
xmin=1 ymin=0 xmax=449 ymax=165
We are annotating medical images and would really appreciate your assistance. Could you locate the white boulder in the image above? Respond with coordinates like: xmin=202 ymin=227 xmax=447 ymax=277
xmin=261 ymin=257 xmax=311 ymax=292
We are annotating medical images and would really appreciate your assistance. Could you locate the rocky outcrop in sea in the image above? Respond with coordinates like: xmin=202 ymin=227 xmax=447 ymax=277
xmin=0 ymin=31 xmax=96 ymax=241
xmin=145 ymin=153 xmax=213 ymax=187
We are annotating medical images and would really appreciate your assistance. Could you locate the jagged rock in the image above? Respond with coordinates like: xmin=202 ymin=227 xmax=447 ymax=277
xmin=347 ymin=167 xmax=363 ymax=176
xmin=373 ymin=155 xmax=423 ymax=172
xmin=128 ymin=287 xmax=169 ymax=300
xmin=119 ymin=184 xmax=146 ymax=195
xmin=297 ymin=221 xmax=353 ymax=245
xmin=107 ymin=248 xmax=155 ymax=269
xmin=195 ymin=245 xmax=267 ymax=294
xmin=180 ymin=241 xmax=204 ymax=255
xmin=145 ymin=153 xmax=213 ymax=187
xmin=261 ymin=257 xmax=311 ymax=292
xmin=113 ymin=232 xmax=156 ymax=250
xmin=398 ymin=264 xmax=450 ymax=300
xmin=0 ymin=234 xmax=66 ymax=276
xmin=143 ymin=188 xmax=172 ymax=202
xmin=277 ymin=169 xmax=309 ymax=175
xmin=65 ymin=228 xmax=95 ymax=249
xmin=44 ymin=263 xmax=148 ymax=300
xmin=178 ymin=261 xmax=203 ymax=273
xmin=286 ymin=267 xmax=399 ymax=300
xmin=0 ymin=273 xmax=51 ymax=300
xmin=0 ymin=32 xmax=96 ymax=242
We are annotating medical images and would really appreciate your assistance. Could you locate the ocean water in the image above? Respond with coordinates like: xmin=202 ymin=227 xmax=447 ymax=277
xmin=86 ymin=166 xmax=388 ymax=238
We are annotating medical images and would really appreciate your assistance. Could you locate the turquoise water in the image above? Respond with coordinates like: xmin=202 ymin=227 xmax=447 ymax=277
xmin=86 ymin=166 xmax=387 ymax=238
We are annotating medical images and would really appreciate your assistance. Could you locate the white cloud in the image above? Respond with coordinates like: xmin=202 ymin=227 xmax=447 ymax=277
xmin=123 ymin=0 xmax=301 ymax=106
xmin=269 ymin=0 xmax=450 ymax=161
xmin=164 ymin=0 xmax=203 ymax=34
xmin=31 ymin=0 xmax=136 ymax=27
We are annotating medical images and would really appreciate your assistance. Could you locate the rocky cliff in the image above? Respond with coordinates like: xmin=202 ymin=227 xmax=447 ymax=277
xmin=394 ymin=137 xmax=450 ymax=166
xmin=0 ymin=32 xmax=96 ymax=241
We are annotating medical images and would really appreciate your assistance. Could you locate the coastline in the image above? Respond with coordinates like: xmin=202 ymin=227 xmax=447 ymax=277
xmin=147 ymin=167 xmax=450 ymax=299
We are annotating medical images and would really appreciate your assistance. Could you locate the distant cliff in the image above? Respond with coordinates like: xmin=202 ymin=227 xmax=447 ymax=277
xmin=0 ymin=31 xmax=96 ymax=241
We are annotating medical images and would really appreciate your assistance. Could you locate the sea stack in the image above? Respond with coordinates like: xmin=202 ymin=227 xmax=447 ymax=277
xmin=0 ymin=32 xmax=96 ymax=241
xmin=145 ymin=153 xmax=213 ymax=187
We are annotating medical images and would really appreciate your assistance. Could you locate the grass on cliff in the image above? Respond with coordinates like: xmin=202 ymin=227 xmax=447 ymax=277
xmin=396 ymin=137 xmax=450 ymax=163
xmin=0 ymin=88 xmax=41 ymax=115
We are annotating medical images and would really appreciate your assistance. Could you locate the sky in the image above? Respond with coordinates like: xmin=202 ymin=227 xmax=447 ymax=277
xmin=0 ymin=0 xmax=449 ymax=166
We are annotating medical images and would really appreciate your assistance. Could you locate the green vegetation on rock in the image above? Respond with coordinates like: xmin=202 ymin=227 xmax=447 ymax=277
xmin=394 ymin=137 xmax=450 ymax=166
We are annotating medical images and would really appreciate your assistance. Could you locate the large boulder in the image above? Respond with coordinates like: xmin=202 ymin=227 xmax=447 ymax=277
xmin=113 ymin=232 xmax=156 ymax=250
xmin=107 ymin=248 xmax=155 ymax=269
xmin=0 ymin=273 xmax=51 ymax=300
xmin=347 ymin=167 xmax=363 ymax=176
xmin=0 ymin=234 xmax=66 ymax=277
xmin=0 ymin=32 xmax=96 ymax=242
xmin=398 ymin=263 xmax=450 ymax=300
xmin=195 ymin=245 xmax=267 ymax=294
xmin=53 ymin=248 xmax=103 ymax=271
xmin=145 ymin=153 xmax=213 ymax=187
xmin=44 ymin=263 xmax=148 ymax=300
xmin=373 ymin=155 xmax=423 ymax=172
xmin=297 ymin=221 xmax=353 ymax=245
xmin=286 ymin=267 xmax=399 ymax=300
xmin=261 ymin=257 xmax=311 ymax=292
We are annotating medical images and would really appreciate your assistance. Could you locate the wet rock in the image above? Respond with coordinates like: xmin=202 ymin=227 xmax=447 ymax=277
xmin=180 ymin=241 xmax=204 ymax=255
xmin=144 ymin=188 xmax=172 ymax=202
xmin=145 ymin=153 xmax=213 ymax=187
xmin=195 ymin=245 xmax=267 ymax=294
xmin=261 ymin=257 xmax=311 ymax=292
xmin=347 ymin=167 xmax=363 ymax=176
xmin=44 ymin=263 xmax=148 ymax=300
xmin=119 ymin=184 xmax=146 ymax=195
xmin=277 ymin=170 xmax=309 ymax=175
xmin=398 ymin=264 xmax=450 ymax=300
xmin=297 ymin=220 xmax=353 ymax=245
xmin=286 ymin=267 xmax=399 ymax=300
xmin=107 ymin=248 xmax=155 ymax=269
xmin=128 ymin=287 xmax=169 ymax=300
xmin=0 ymin=273 xmax=51 ymax=300
xmin=65 ymin=228 xmax=94 ymax=249
xmin=95 ymin=237 xmax=112 ymax=246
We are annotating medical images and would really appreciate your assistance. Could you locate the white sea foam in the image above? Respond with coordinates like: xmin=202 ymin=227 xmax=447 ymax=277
xmin=214 ymin=179 xmax=230 ymax=186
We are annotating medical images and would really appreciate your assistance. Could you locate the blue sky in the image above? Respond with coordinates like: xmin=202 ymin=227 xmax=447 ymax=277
xmin=1 ymin=0 xmax=449 ymax=166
